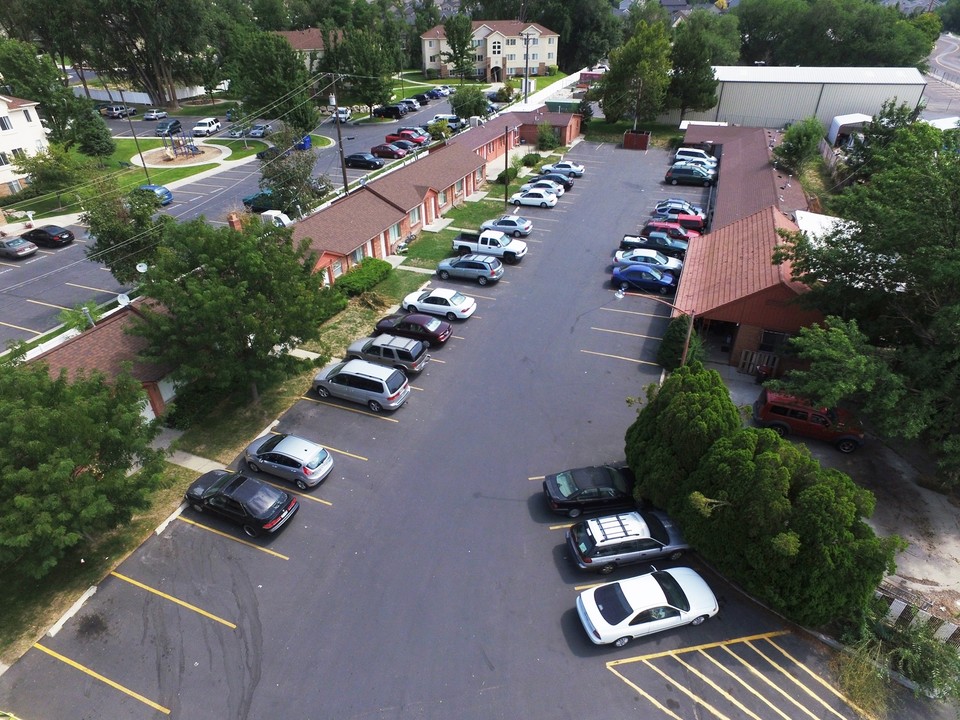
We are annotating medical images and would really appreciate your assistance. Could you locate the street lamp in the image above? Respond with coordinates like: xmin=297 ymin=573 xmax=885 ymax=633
xmin=616 ymin=290 xmax=696 ymax=366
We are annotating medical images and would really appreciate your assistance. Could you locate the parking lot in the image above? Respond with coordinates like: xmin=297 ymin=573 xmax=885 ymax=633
xmin=4 ymin=141 xmax=944 ymax=720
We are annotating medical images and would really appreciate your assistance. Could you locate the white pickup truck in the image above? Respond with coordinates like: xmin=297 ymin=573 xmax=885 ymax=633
xmin=452 ymin=229 xmax=527 ymax=264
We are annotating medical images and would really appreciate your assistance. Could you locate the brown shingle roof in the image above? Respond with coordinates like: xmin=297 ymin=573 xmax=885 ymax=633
xmin=674 ymin=206 xmax=806 ymax=318
xmin=0 ymin=94 xmax=39 ymax=110
xmin=421 ymin=20 xmax=557 ymax=40
xmin=448 ymin=112 xmax=524 ymax=151
xmin=273 ymin=28 xmax=329 ymax=52
xmin=374 ymin=143 xmax=485 ymax=209
xmin=293 ymin=189 xmax=406 ymax=257
xmin=29 ymin=303 xmax=171 ymax=384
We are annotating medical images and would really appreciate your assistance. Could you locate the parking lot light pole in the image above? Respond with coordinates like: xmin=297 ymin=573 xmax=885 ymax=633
xmin=620 ymin=292 xmax=696 ymax=366
xmin=330 ymin=78 xmax=349 ymax=194
xmin=118 ymin=87 xmax=151 ymax=184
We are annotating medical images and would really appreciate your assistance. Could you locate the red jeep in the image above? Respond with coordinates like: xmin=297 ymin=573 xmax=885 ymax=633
xmin=752 ymin=389 xmax=864 ymax=453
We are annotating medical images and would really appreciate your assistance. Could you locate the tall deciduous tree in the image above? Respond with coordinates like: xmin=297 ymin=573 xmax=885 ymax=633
xmin=341 ymin=29 xmax=395 ymax=111
xmin=0 ymin=358 xmax=165 ymax=580
xmin=441 ymin=14 xmax=474 ymax=83
xmin=772 ymin=116 xmax=825 ymax=174
xmin=75 ymin=114 xmax=116 ymax=164
xmin=410 ymin=0 xmax=442 ymax=68
xmin=597 ymin=20 xmax=672 ymax=126
xmin=667 ymin=15 xmax=719 ymax=120
xmin=131 ymin=218 xmax=346 ymax=403
xmin=258 ymin=128 xmax=322 ymax=216
xmin=13 ymin=145 xmax=93 ymax=207
xmin=450 ymin=85 xmax=487 ymax=118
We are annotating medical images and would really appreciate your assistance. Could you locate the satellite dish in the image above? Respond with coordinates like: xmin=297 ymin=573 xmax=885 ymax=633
xmin=135 ymin=262 xmax=149 ymax=274
xmin=117 ymin=293 xmax=131 ymax=306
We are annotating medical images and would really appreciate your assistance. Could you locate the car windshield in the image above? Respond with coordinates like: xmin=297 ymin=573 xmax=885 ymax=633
xmin=651 ymin=252 xmax=669 ymax=264
xmin=305 ymin=448 xmax=329 ymax=470
xmin=606 ymin=467 xmax=629 ymax=493
xmin=553 ymin=471 xmax=578 ymax=498
xmin=641 ymin=512 xmax=669 ymax=545
xmin=646 ymin=267 xmax=665 ymax=280
xmin=8 ymin=239 xmax=27 ymax=248
xmin=594 ymin=583 xmax=634 ymax=625
xmin=232 ymin=478 xmax=285 ymax=516
xmin=421 ymin=317 xmax=441 ymax=331
xmin=652 ymin=571 xmax=690 ymax=611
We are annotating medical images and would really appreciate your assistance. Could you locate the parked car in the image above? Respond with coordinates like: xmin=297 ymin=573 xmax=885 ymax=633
xmin=649 ymin=210 xmax=705 ymax=232
xmin=439 ymin=85 xmax=456 ymax=95
xmin=105 ymin=105 xmax=136 ymax=118
xmin=375 ymin=312 xmax=452 ymax=347
xmin=641 ymin=220 xmax=700 ymax=241
xmin=402 ymin=287 xmax=477 ymax=320
xmin=20 ymin=225 xmax=74 ymax=247
xmin=155 ymin=119 xmax=182 ymax=136
xmin=518 ymin=179 xmax=564 ymax=197
xmin=576 ymin=567 xmax=719 ymax=647
xmin=399 ymin=98 xmax=420 ymax=111
xmin=665 ymin=164 xmax=715 ymax=187
xmin=752 ymin=389 xmax=865 ymax=453
xmin=345 ymin=153 xmax=385 ymax=170
xmin=480 ymin=215 xmax=533 ymax=237
xmin=227 ymin=126 xmax=247 ymax=138
xmin=386 ymin=129 xmax=428 ymax=145
xmin=244 ymin=433 xmax=334 ymax=490
xmin=184 ymin=469 xmax=300 ymax=538
xmin=0 ymin=237 xmax=38 ymax=259
xmin=673 ymin=156 xmax=717 ymax=172
xmin=674 ymin=147 xmax=718 ymax=166
xmin=542 ymin=465 xmax=636 ymax=518
xmin=613 ymin=248 xmax=683 ymax=275
xmin=541 ymin=160 xmax=585 ymax=177
xmin=372 ymin=104 xmax=407 ymax=119
xmin=620 ymin=232 xmax=688 ymax=259
xmin=425 ymin=88 xmax=444 ymax=99
xmin=143 ymin=108 xmax=167 ymax=120
xmin=136 ymin=184 xmax=174 ymax=206
xmin=566 ymin=509 xmax=689 ymax=574
xmin=431 ymin=113 xmax=462 ymax=131
xmin=248 ymin=123 xmax=272 ymax=138
xmin=532 ymin=172 xmax=575 ymax=190
xmin=192 ymin=117 xmax=221 ymax=136
xmin=242 ymin=189 xmax=277 ymax=213
xmin=510 ymin=189 xmax=558 ymax=208
xmin=346 ymin=334 xmax=430 ymax=374
xmin=612 ymin=264 xmax=676 ymax=295
xmin=413 ymin=93 xmax=431 ymax=106
xmin=436 ymin=254 xmax=504 ymax=286
xmin=334 ymin=107 xmax=352 ymax=122
xmin=390 ymin=139 xmax=417 ymax=152
xmin=655 ymin=198 xmax=704 ymax=218
xmin=313 ymin=358 xmax=411 ymax=413
xmin=370 ymin=143 xmax=407 ymax=159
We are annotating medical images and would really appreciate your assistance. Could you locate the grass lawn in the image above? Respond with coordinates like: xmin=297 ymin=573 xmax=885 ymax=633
xmin=173 ymin=99 xmax=240 ymax=116
xmin=207 ymin=138 xmax=268 ymax=160
xmin=583 ymin=119 xmax=684 ymax=150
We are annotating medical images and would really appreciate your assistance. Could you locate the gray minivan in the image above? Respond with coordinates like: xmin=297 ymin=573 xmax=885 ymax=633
xmin=346 ymin=334 xmax=430 ymax=374
xmin=313 ymin=359 xmax=410 ymax=412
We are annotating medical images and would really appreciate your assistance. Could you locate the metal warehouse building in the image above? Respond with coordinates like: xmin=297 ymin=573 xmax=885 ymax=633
xmin=659 ymin=66 xmax=926 ymax=128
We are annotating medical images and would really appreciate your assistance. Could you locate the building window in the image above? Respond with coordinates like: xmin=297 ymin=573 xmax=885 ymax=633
xmin=548 ymin=52 xmax=554 ymax=59
xmin=0 ymin=117 xmax=12 ymax=131
xmin=389 ymin=223 xmax=401 ymax=241
xmin=506 ymin=53 xmax=516 ymax=61
xmin=35 ymin=139 xmax=45 ymax=151
xmin=474 ymin=54 xmax=484 ymax=62
xmin=549 ymin=37 xmax=555 ymax=44
xmin=507 ymin=38 xmax=517 ymax=46
xmin=332 ymin=260 xmax=344 ymax=278
xmin=531 ymin=38 xmax=539 ymax=45
xmin=0 ymin=152 xmax=8 ymax=166
xmin=351 ymin=246 xmax=364 ymax=263
xmin=429 ymin=54 xmax=438 ymax=63
xmin=11 ymin=148 xmax=25 ymax=160
xmin=410 ymin=205 xmax=421 ymax=226
xmin=456 ymin=179 xmax=464 ymax=194
xmin=472 ymin=39 xmax=482 ymax=48
xmin=759 ymin=330 xmax=791 ymax=353
xmin=531 ymin=53 xmax=538 ymax=61
xmin=439 ymin=189 xmax=448 ymax=206
xmin=492 ymin=41 xmax=501 ymax=55
xmin=23 ymin=109 xmax=32 ymax=122
xmin=8 ymin=179 xmax=23 ymax=194
xmin=428 ymin=40 xmax=434 ymax=47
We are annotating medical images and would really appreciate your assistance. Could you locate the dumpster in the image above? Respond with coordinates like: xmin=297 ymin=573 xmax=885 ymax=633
xmin=296 ymin=135 xmax=312 ymax=150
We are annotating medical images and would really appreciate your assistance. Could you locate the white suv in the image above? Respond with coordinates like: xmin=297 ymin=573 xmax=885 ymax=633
xmin=192 ymin=117 xmax=221 ymax=136
xmin=673 ymin=147 xmax=717 ymax=166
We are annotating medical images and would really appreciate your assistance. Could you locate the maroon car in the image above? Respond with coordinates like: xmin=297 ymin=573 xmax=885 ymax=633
xmin=375 ymin=313 xmax=451 ymax=347
xmin=370 ymin=143 xmax=408 ymax=159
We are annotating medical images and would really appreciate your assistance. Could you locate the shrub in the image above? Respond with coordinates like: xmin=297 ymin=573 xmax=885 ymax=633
xmin=494 ymin=85 xmax=515 ymax=103
xmin=334 ymin=258 xmax=392 ymax=296
xmin=656 ymin=314 xmax=704 ymax=370
xmin=537 ymin=122 xmax=559 ymax=151
xmin=547 ymin=65 xmax=558 ymax=76
xmin=495 ymin=167 xmax=518 ymax=185
xmin=522 ymin=153 xmax=540 ymax=167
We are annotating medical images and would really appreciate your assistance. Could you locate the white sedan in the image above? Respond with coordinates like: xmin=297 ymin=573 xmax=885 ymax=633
xmin=509 ymin=189 xmax=558 ymax=208
xmin=402 ymin=288 xmax=476 ymax=320
xmin=519 ymin=179 xmax=564 ymax=197
xmin=576 ymin=567 xmax=718 ymax=647
xmin=613 ymin=248 xmax=684 ymax=274
xmin=541 ymin=160 xmax=585 ymax=177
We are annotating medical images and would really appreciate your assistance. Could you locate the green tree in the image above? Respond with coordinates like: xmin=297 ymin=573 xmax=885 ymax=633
xmin=939 ymin=0 xmax=960 ymax=33
xmin=667 ymin=14 xmax=720 ymax=120
xmin=13 ymin=145 xmax=93 ymax=207
xmin=732 ymin=0 xmax=807 ymax=65
xmin=258 ymin=128 xmax=321 ymax=217
xmin=687 ymin=10 xmax=741 ymax=66
xmin=410 ymin=0 xmax=442 ymax=68
xmin=844 ymin=99 xmax=922 ymax=181
xmin=226 ymin=28 xmax=314 ymax=123
xmin=450 ymin=84 xmax=487 ymax=118
xmin=82 ymin=177 xmax=172 ymax=283
xmin=534 ymin=0 xmax=623 ymax=72
xmin=596 ymin=21 xmax=671 ymax=126
xmin=772 ymin=116 xmax=824 ymax=175
xmin=341 ymin=29 xmax=395 ymax=112
xmin=655 ymin=314 xmax=704 ymax=371
xmin=75 ymin=114 xmax=116 ymax=165
xmin=441 ymin=13 xmax=474 ymax=84
xmin=624 ymin=361 xmax=742 ymax=509
xmin=130 ymin=218 xmax=346 ymax=403
xmin=0 ymin=358 xmax=165 ymax=580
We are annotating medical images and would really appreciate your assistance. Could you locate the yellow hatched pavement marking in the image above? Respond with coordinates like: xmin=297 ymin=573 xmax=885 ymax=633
xmin=591 ymin=326 xmax=663 ymax=340
xmin=720 ymin=643 xmax=819 ymax=719
xmin=608 ymin=630 xmax=790 ymax=666
xmin=643 ymin=658 xmax=733 ymax=720
xmin=698 ymin=648 xmax=792 ymax=720
xmin=767 ymin=637 xmax=871 ymax=718
xmin=671 ymin=653 xmax=764 ymax=720
xmin=110 ymin=572 xmax=236 ymax=628
xmin=606 ymin=665 xmax=684 ymax=720
xmin=580 ymin=349 xmax=659 ymax=366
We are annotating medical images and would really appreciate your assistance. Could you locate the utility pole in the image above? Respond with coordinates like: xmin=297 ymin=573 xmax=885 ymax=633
xmin=330 ymin=75 xmax=349 ymax=194
xmin=522 ymin=31 xmax=531 ymax=104
xmin=119 ymin=87 xmax=151 ymax=184
xmin=503 ymin=125 xmax=509 ymax=210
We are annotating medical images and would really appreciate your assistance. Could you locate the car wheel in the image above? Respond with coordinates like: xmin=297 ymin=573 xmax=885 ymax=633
xmin=438 ymin=270 xmax=450 ymax=280
xmin=703 ymin=181 xmax=711 ymax=187
xmin=836 ymin=439 xmax=859 ymax=454
xmin=668 ymin=550 xmax=684 ymax=561
xmin=368 ymin=400 xmax=383 ymax=413
xmin=614 ymin=636 xmax=631 ymax=648
xmin=670 ymin=179 xmax=679 ymax=185
xmin=421 ymin=339 xmax=432 ymax=348
xmin=540 ymin=202 xmax=548 ymax=208
xmin=242 ymin=524 xmax=260 ymax=538
xmin=513 ymin=200 xmax=521 ymax=206
xmin=296 ymin=478 xmax=309 ymax=491
xmin=769 ymin=423 xmax=789 ymax=437
xmin=247 ymin=460 xmax=261 ymax=474
xmin=316 ymin=385 xmax=331 ymax=398
xmin=477 ymin=276 xmax=488 ymax=286
xmin=658 ymin=286 xmax=669 ymax=295
xmin=599 ymin=563 xmax=616 ymax=575
xmin=406 ymin=305 xmax=418 ymax=313
xmin=620 ymin=283 xmax=630 ymax=292
xmin=568 ymin=507 xmax=582 ymax=519
xmin=512 ymin=230 xmax=522 ymax=238
xmin=190 ymin=502 xmax=204 ymax=513
xmin=445 ymin=312 xmax=457 ymax=321
xmin=690 ymin=615 xmax=708 ymax=626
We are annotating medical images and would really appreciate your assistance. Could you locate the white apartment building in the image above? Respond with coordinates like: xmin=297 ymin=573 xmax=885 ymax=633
xmin=0 ymin=94 xmax=48 ymax=197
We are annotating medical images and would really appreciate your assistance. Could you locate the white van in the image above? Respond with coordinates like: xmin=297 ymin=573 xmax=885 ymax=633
xmin=192 ymin=118 xmax=221 ymax=137
xmin=431 ymin=113 xmax=463 ymax=131
xmin=674 ymin=147 xmax=717 ymax=166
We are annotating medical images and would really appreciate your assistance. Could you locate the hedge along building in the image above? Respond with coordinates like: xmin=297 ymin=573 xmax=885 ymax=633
xmin=658 ymin=66 xmax=926 ymax=128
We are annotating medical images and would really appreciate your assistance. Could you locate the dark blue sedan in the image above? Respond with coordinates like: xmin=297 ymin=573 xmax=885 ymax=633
xmin=612 ymin=263 xmax=676 ymax=295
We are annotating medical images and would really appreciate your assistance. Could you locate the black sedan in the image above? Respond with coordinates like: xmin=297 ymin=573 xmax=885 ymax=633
xmin=184 ymin=469 xmax=299 ymax=537
xmin=620 ymin=232 xmax=688 ymax=259
xmin=542 ymin=465 xmax=636 ymax=518
xmin=345 ymin=152 xmax=385 ymax=170
xmin=532 ymin=172 xmax=575 ymax=191
xmin=375 ymin=312 xmax=451 ymax=347
xmin=21 ymin=225 xmax=74 ymax=247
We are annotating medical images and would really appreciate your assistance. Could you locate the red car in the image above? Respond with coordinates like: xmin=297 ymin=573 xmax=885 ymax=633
xmin=385 ymin=129 xmax=427 ymax=145
xmin=641 ymin=220 xmax=700 ymax=241
xmin=370 ymin=143 xmax=408 ymax=159
xmin=651 ymin=210 xmax=705 ymax=232
xmin=375 ymin=313 xmax=451 ymax=347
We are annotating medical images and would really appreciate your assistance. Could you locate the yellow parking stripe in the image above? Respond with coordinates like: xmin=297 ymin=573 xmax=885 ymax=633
xmin=768 ymin=638 xmax=871 ymax=717
xmin=671 ymin=653 xmax=765 ymax=720
xmin=110 ymin=572 xmax=236 ymax=629
xmin=698 ymin=648 xmax=792 ymax=720
xmin=548 ymin=522 xmax=573 ymax=531
xmin=580 ymin=349 xmax=659 ymax=366
xmin=25 ymin=298 xmax=71 ymax=310
xmin=591 ymin=326 xmax=663 ymax=340
xmin=601 ymin=307 xmax=669 ymax=319
xmin=0 ymin=320 xmax=42 ymax=334
xmin=300 ymin=395 xmax=400 ymax=422
xmin=176 ymin=516 xmax=290 ymax=559
xmin=606 ymin=665 xmax=684 ymax=720
xmin=257 ymin=478 xmax=332 ymax=506
xmin=608 ymin=631 xmax=790 ymax=666
xmin=410 ymin=385 xmax=425 ymax=391
xmin=324 ymin=444 xmax=367 ymax=461
xmin=65 ymin=282 xmax=116 ymax=294
xmin=720 ymin=644 xmax=819 ymax=719
xmin=32 ymin=642 xmax=171 ymax=715
xmin=643 ymin=658 xmax=733 ymax=720
xmin=573 ymin=581 xmax=607 ymax=592
xmin=528 ymin=475 xmax=545 ymax=480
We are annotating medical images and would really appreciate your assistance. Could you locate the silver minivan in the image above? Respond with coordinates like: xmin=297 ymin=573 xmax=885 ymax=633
xmin=313 ymin=359 xmax=410 ymax=412
xmin=346 ymin=334 xmax=430 ymax=374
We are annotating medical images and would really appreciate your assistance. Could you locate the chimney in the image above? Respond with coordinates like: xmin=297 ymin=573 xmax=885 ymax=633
xmin=227 ymin=212 xmax=245 ymax=231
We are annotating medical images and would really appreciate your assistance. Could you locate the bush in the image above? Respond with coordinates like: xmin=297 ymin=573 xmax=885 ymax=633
xmin=547 ymin=65 xmax=558 ymax=76
xmin=495 ymin=167 xmax=518 ymax=185
xmin=334 ymin=258 xmax=392 ymax=297
xmin=522 ymin=153 xmax=540 ymax=167
xmin=494 ymin=86 xmax=515 ymax=103
xmin=656 ymin=314 xmax=704 ymax=370
xmin=537 ymin=122 xmax=559 ymax=151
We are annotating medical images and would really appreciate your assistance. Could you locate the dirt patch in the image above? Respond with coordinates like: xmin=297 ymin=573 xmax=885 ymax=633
xmin=140 ymin=144 xmax=223 ymax=167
